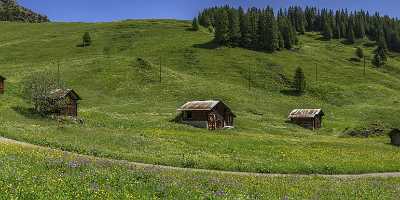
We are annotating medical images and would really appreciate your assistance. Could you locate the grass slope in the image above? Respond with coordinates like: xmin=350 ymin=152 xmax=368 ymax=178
xmin=0 ymin=20 xmax=400 ymax=174
xmin=2 ymin=140 xmax=400 ymax=199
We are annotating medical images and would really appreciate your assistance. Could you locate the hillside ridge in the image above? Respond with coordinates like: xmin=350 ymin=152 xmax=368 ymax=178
xmin=0 ymin=0 xmax=49 ymax=22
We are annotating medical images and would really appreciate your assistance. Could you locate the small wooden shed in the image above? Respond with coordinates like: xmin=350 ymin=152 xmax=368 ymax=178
xmin=0 ymin=75 xmax=5 ymax=94
xmin=49 ymin=89 xmax=82 ymax=117
xmin=177 ymin=100 xmax=236 ymax=130
xmin=288 ymin=109 xmax=324 ymax=130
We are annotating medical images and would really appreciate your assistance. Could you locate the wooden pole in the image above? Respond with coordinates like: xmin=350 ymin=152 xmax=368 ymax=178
xmin=248 ymin=65 xmax=251 ymax=91
xmin=159 ymin=56 xmax=162 ymax=83
xmin=57 ymin=60 xmax=61 ymax=88
xmin=363 ymin=56 xmax=366 ymax=76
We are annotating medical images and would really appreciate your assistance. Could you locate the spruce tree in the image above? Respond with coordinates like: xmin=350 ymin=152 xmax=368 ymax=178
xmin=293 ymin=67 xmax=306 ymax=94
xmin=372 ymin=45 xmax=387 ymax=67
xmin=214 ymin=9 xmax=229 ymax=45
xmin=248 ymin=7 xmax=259 ymax=49
xmin=346 ymin=21 xmax=355 ymax=44
xmin=372 ymin=52 xmax=384 ymax=68
xmin=278 ymin=32 xmax=285 ymax=50
xmin=192 ymin=17 xmax=200 ymax=31
xmin=323 ymin=21 xmax=333 ymax=40
xmin=228 ymin=9 xmax=241 ymax=46
xmin=82 ymin=32 xmax=92 ymax=47
xmin=239 ymin=7 xmax=250 ymax=47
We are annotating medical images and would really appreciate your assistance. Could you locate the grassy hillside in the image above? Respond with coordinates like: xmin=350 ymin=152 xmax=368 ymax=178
xmin=2 ymin=139 xmax=400 ymax=199
xmin=0 ymin=20 xmax=400 ymax=174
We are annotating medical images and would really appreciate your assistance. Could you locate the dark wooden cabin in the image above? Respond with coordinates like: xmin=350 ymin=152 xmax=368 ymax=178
xmin=177 ymin=100 xmax=236 ymax=130
xmin=288 ymin=109 xmax=324 ymax=130
xmin=49 ymin=89 xmax=82 ymax=117
xmin=0 ymin=75 xmax=5 ymax=94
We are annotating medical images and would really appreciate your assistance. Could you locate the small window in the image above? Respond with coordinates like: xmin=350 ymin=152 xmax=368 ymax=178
xmin=186 ymin=111 xmax=193 ymax=120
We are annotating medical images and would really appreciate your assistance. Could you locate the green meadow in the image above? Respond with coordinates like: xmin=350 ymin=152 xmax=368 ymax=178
xmin=1 ymin=140 xmax=400 ymax=199
xmin=0 ymin=20 xmax=400 ymax=175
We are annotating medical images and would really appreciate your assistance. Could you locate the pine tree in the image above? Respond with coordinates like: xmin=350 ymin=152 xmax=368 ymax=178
xmin=293 ymin=67 xmax=306 ymax=94
xmin=372 ymin=45 xmax=387 ymax=67
xmin=346 ymin=17 xmax=355 ymax=44
xmin=82 ymin=32 xmax=92 ymax=47
xmin=214 ymin=9 xmax=229 ymax=45
xmin=372 ymin=52 xmax=384 ymax=68
xmin=377 ymin=30 xmax=388 ymax=50
xmin=248 ymin=7 xmax=259 ymax=49
xmin=238 ymin=7 xmax=250 ymax=47
xmin=192 ymin=17 xmax=200 ymax=31
xmin=278 ymin=32 xmax=285 ymax=50
xmin=228 ymin=9 xmax=241 ymax=46
xmin=323 ymin=21 xmax=333 ymax=40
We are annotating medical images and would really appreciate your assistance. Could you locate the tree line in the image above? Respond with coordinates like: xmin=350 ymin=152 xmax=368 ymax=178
xmin=197 ymin=6 xmax=400 ymax=53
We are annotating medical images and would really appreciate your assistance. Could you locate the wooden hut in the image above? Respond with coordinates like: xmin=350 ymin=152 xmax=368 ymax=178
xmin=0 ymin=75 xmax=5 ymax=94
xmin=177 ymin=100 xmax=236 ymax=130
xmin=288 ymin=109 xmax=324 ymax=130
xmin=389 ymin=129 xmax=400 ymax=146
xmin=49 ymin=89 xmax=81 ymax=117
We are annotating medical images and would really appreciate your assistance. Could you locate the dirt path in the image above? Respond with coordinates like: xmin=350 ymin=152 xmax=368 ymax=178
xmin=1 ymin=136 xmax=400 ymax=179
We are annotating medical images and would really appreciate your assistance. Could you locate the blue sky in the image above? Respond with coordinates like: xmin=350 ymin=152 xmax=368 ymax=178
xmin=19 ymin=0 xmax=400 ymax=22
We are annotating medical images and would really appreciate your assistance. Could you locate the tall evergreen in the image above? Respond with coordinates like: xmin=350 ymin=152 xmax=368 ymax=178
xmin=82 ymin=32 xmax=92 ymax=47
xmin=238 ymin=7 xmax=251 ymax=47
xmin=192 ymin=17 xmax=200 ymax=31
xmin=248 ymin=7 xmax=259 ymax=49
xmin=214 ymin=9 xmax=229 ymax=45
xmin=323 ymin=21 xmax=333 ymax=40
xmin=228 ymin=8 xmax=241 ymax=46
xmin=347 ymin=16 xmax=356 ymax=43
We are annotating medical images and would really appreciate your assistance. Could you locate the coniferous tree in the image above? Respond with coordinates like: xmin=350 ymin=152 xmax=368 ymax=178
xmin=214 ymin=9 xmax=229 ymax=45
xmin=82 ymin=32 xmax=92 ymax=47
xmin=293 ymin=67 xmax=306 ymax=94
xmin=323 ymin=21 xmax=333 ymax=40
xmin=228 ymin=8 xmax=241 ymax=46
xmin=248 ymin=7 xmax=259 ymax=49
xmin=372 ymin=52 xmax=384 ymax=68
xmin=192 ymin=17 xmax=200 ymax=31
xmin=372 ymin=44 xmax=387 ymax=67
xmin=346 ymin=17 xmax=356 ymax=43
xmin=238 ymin=7 xmax=251 ymax=47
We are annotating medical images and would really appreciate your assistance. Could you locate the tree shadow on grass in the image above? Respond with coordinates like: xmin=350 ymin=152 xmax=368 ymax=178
xmin=12 ymin=106 xmax=43 ymax=120
xmin=280 ymin=89 xmax=303 ymax=97
xmin=315 ymin=36 xmax=330 ymax=42
xmin=192 ymin=40 xmax=219 ymax=50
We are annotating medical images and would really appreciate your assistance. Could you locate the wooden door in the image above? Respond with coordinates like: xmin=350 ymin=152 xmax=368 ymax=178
xmin=208 ymin=113 xmax=216 ymax=130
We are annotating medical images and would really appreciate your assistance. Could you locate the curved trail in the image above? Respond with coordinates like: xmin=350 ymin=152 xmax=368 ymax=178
xmin=1 ymin=136 xmax=400 ymax=179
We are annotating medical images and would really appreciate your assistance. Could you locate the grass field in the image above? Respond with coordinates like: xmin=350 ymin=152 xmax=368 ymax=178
xmin=2 ymin=139 xmax=400 ymax=199
xmin=0 ymin=20 xmax=400 ymax=175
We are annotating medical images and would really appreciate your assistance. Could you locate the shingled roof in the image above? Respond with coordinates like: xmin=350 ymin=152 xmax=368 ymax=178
xmin=49 ymin=89 xmax=81 ymax=100
xmin=177 ymin=100 xmax=220 ymax=111
xmin=288 ymin=109 xmax=324 ymax=119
